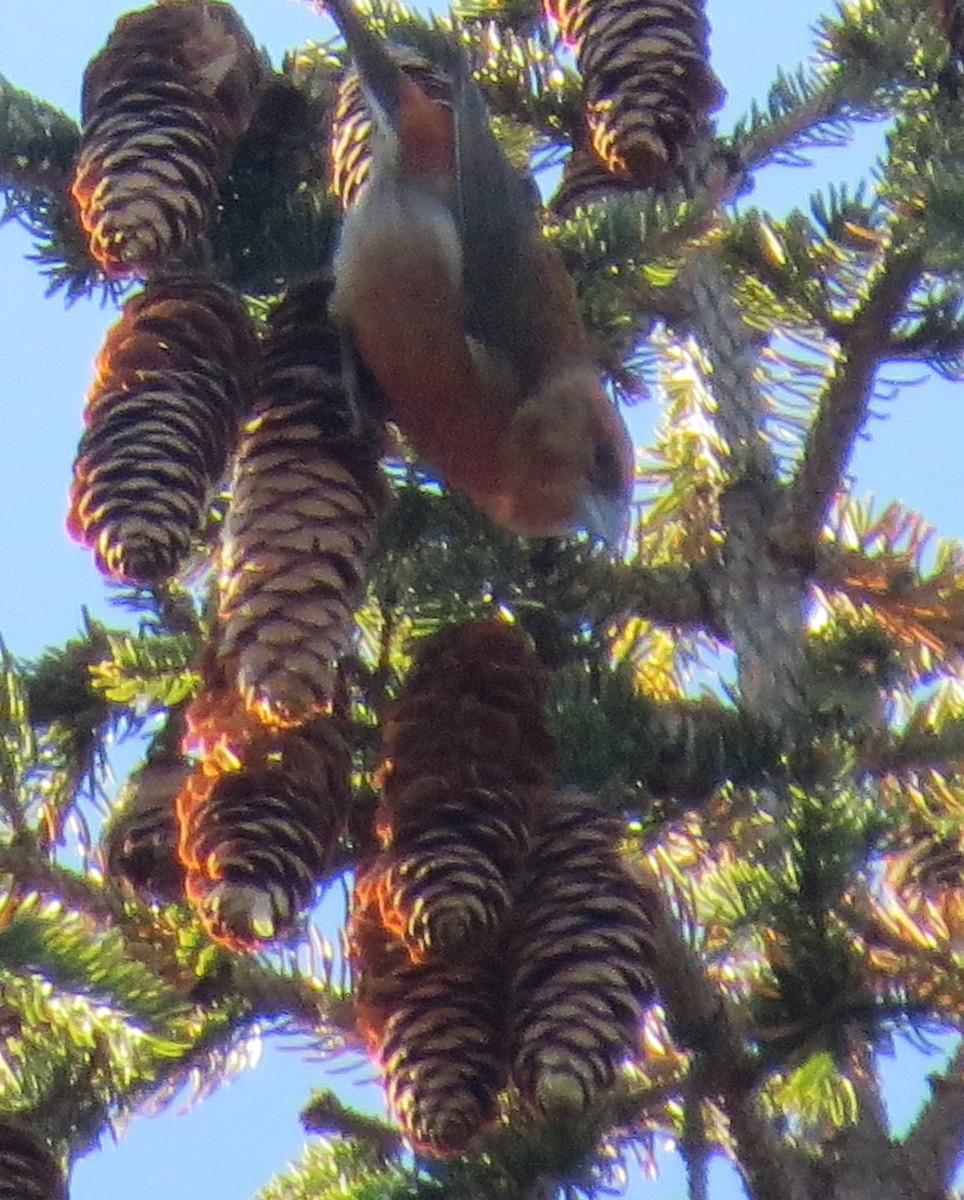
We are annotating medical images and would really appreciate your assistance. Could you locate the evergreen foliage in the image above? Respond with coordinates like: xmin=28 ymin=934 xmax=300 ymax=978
xmin=5 ymin=1 xmax=964 ymax=1199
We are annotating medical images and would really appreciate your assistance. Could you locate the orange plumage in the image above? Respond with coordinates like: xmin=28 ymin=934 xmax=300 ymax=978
xmin=324 ymin=0 xmax=633 ymax=541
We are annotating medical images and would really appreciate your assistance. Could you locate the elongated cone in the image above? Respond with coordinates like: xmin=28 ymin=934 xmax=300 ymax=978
xmin=72 ymin=0 xmax=265 ymax=276
xmin=350 ymin=869 xmax=507 ymax=1154
xmin=329 ymin=47 xmax=451 ymax=209
xmin=102 ymin=749 xmax=191 ymax=903
xmin=218 ymin=275 xmax=388 ymax=728
xmin=551 ymin=143 xmax=640 ymax=216
xmin=177 ymin=714 xmax=352 ymax=951
xmin=508 ymin=789 xmax=657 ymax=1118
xmin=374 ymin=620 xmax=555 ymax=962
xmin=545 ymin=0 xmax=723 ymax=190
xmin=326 ymin=0 xmax=633 ymax=540
xmin=67 ymin=273 xmax=258 ymax=585
xmin=0 ymin=1119 xmax=65 ymax=1200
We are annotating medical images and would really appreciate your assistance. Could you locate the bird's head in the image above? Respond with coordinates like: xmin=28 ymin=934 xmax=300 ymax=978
xmin=497 ymin=365 xmax=633 ymax=543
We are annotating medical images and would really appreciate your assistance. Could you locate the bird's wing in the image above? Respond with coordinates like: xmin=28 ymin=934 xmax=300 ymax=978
xmin=448 ymin=46 xmax=543 ymax=395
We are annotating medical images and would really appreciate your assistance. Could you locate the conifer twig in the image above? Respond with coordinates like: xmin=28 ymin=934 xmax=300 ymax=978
xmin=636 ymin=874 xmax=811 ymax=1200
xmin=0 ymin=74 xmax=78 ymax=194
xmin=784 ymin=249 xmax=924 ymax=546
xmin=738 ymin=75 xmax=851 ymax=173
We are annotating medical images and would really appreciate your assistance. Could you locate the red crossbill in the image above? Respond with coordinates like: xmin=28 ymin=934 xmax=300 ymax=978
xmin=322 ymin=0 xmax=633 ymax=541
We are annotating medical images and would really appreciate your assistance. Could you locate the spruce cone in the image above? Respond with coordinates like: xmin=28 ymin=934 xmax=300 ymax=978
xmin=550 ymin=134 xmax=642 ymax=216
xmin=329 ymin=49 xmax=451 ymax=208
xmin=375 ymin=621 xmax=555 ymax=961
xmin=350 ymin=872 xmax=506 ymax=1154
xmin=0 ymin=1119 xmax=65 ymax=1200
xmin=546 ymin=0 xmax=723 ymax=189
xmin=72 ymin=0 xmax=265 ymax=276
xmin=218 ymin=275 xmax=388 ymax=727
xmin=102 ymin=750 xmax=191 ymax=903
xmin=373 ymin=782 xmax=528 ymax=961
xmin=177 ymin=716 xmax=352 ymax=950
xmin=68 ymin=274 xmax=258 ymax=585
xmin=508 ymin=789 xmax=657 ymax=1119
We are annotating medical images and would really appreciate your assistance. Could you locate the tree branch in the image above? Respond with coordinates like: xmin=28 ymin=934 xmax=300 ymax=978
xmin=901 ymin=1038 xmax=964 ymax=1195
xmin=637 ymin=874 xmax=812 ymax=1200
xmin=0 ymin=74 xmax=78 ymax=195
xmin=784 ymin=249 xmax=924 ymax=545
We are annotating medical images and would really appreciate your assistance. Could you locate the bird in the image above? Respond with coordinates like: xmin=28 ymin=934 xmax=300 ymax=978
xmin=321 ymin=0 xmax=633 ymax=541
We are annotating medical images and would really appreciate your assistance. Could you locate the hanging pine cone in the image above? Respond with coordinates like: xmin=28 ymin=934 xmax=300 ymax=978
xmin=507 ymin=789 xmax=657 ymax=1119
xmin=72 ymin=0 xmax=265 ymax=276
xmin=550 ymin=141 xmax=642 ymax=215
xmin=67 ymin=273 xmax=258 ymax=585
xmin=0 ymin=1119 xmax=65 ymax=1200
xmin=374 ymin=620 xmax=555 ymax=962
xmin=177 ymin=715 xmax=352 ymax=950
xmin=218 ymin=274 xmax=388 ymax=728
xmin=102 ymin=745 xmax=191 ymax=903
xmin=328 ymin=48 xmax=452 ymax=208
xmin=545 ymin=0 xmax=723 ymax=190
xmin=350 ymin=869 xmax=507 ymax=1154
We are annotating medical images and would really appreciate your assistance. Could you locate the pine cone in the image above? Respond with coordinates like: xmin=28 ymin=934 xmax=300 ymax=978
xmin=177 ymin=716 xmax=352 ymax=950
xmin=72 ymin=0 xmax=265 ymax=276
xmin=68 ymin=273 xmax=258 ymax=585
xmin=546 ymin=0 xmax=723 ymax=189
xmin=375 ymin=621 xmax=555 ymax=961
xmin=328 ymin=49 xmax=451 ymax=208
xmin=550 ymin=141 xmax=642 ymax=216
xmin=102 ymin=750 xmax=191 ymax=903
xmin=218 ymin=275 xmax=388 ymax=727
xmin=373 ymin=781 xmax=528 ymax=962
xmin=508 ymin=789 xmax=657 ymax=1119
xmin=0 ymin=1119 xmax=65 ymax=1200
xmin=350 ymin=871 xmax=506 ymax=1154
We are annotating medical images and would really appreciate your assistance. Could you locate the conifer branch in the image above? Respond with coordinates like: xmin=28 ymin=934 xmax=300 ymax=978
xmin=686 ymin=255 xmax=811 ymax=719
xmin=0 ymin=843 xmax=114 ymax=917
xmin=639 ymin=877 xmax=811 ymax=1200
xmin=579 ymin=560 xmax=719 ymax=632
xmin=687 ymin=255 xmax=773 ymax=469
xmin=834 ymin=1035 xmax=895 ymax=1180
xmin=901 ymin=1038 xmax=964 ymax=1195
xmin=0 ymin=75 xmax=78 ymax=195
xmin=784 ymin=249 xmax=924 ymax=546
xmin=0 ymin=844 xmax=355 ymax=1034
xmin=736 ymin=72 xmax=853 ymax=173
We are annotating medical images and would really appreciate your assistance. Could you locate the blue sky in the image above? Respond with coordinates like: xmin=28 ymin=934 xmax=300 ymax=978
xmin=1 ymin=2 xmax=962 ymax=1198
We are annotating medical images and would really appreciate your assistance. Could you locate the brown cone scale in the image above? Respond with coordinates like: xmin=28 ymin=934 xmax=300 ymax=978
xmin=0 ymin=1119 xmax=66 ymax=1200
xmin=218 ymin=274 xmax=388 ymax=728
xmin=67 ymin=273 xmax=258 ymax=586
xmin=72 ymin=0 xmax=265 ymax=276
xmin=177 ymin=714 xmax=352 ymax=951
xmin=349 ymin=871 xmax=507 ymax=1154
xmin=507 ymin=789 xmax=657 ymax=1118
xmin=374 ymin=621 xmax=555 ymax=962
xmin=102 ymin=751 xmax=191 ymax=903
xmin=545 ymin=0 xmax=723 ymax=190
